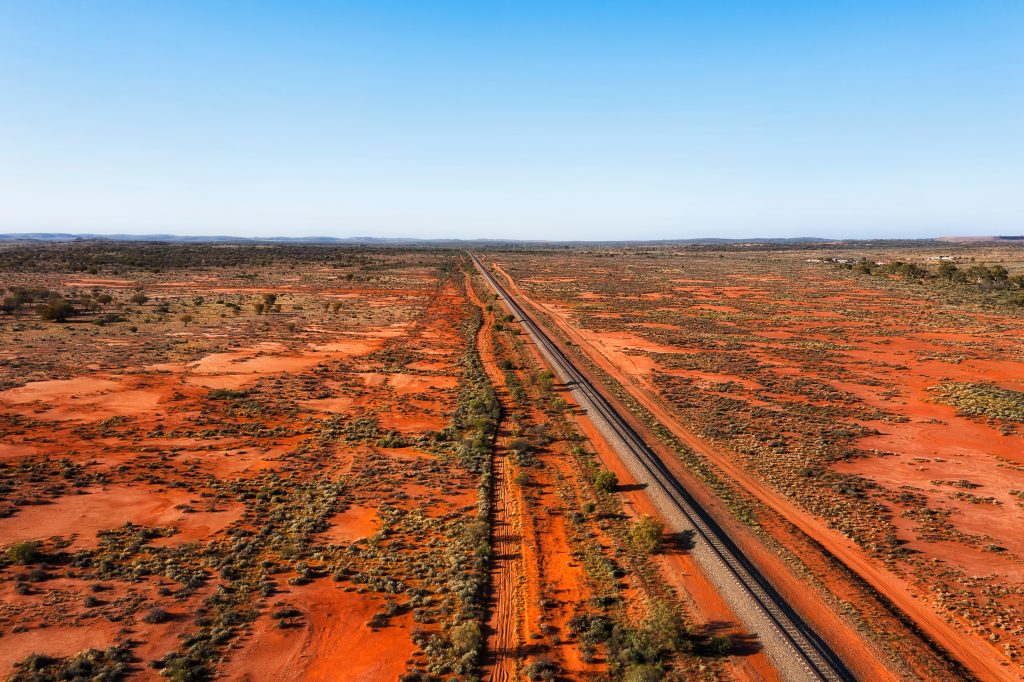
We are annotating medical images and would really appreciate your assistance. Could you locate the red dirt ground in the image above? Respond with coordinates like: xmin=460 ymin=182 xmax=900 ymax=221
xmin=0 ymin=249 xmax=486 ymax=679
xmin=485 ymin=253 xmax=1004 ymax=679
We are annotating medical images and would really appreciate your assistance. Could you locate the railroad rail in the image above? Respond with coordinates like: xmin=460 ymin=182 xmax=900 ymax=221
xmin=469 ymin=253 xmax=854 ymax=682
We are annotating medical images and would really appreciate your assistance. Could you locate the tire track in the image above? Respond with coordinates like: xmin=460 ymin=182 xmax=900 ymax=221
xmin=466 ymin=271 xmax=530 ymax=682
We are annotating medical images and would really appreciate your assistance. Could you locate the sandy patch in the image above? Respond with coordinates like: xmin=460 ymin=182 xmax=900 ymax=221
xmin=0 ymin=485 xmax=242 ymax=550
xmin=0 ymin=623 xmax=119 ymax=676
xmin=323 ymin=505 xmax=380 ymax=544
xmin=222 ymin=584 xmax=414 ymax=681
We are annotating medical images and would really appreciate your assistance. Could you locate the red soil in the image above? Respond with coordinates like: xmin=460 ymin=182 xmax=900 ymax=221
xmin=0 ymin=259 xmax=477 ymax=679
xmin=222 ymin=584 xmax=415 ymax=681
xmin=0 ymin=623 xmax=119 ymax=675
xmin=489 ymin=261 xmax=902 ymax=681
xmin=322 ymin=505 xmax=380 ymax=544
xmin=0 ymin=484 xmax=242 ymax=550
xmin=476 ymin=270 xmax=778 ymax=680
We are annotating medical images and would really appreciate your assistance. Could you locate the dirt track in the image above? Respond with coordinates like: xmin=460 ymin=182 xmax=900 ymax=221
xmin=468 ymin=273 xmax=530 ymax=681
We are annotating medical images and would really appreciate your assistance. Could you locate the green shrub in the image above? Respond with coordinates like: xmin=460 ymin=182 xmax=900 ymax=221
xmin=450 ymin=620 xmax=482 ymax=655
xmin=7 ymin=541 xmax=42 ymax=565
xmin=593 ymin=469 xmax=618 ymax=493
xmin=709 ymin=635 xmax=733 ymax=656
xmin=37 ymin=299 xmax=76 ymax=322
xmin=624 ymin=664 xmax=665 ymax=682
xmin=629 ymin=516 xmax=664 ymax=555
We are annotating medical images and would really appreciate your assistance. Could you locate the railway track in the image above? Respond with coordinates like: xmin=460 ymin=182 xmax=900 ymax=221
xmin=470 ymin=253 xmax=855 ymax=682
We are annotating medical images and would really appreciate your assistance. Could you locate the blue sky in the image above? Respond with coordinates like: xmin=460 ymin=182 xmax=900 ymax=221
xmin=1 ymin=1 xmax=1021 ymax=240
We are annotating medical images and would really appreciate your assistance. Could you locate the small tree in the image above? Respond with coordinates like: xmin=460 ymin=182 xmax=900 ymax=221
xmin=262 ymin=293 xmax=278 ymax=308
xmin=450 ymin=620 xmax=482 ymax=655
xmin=534 ymin=370 xmax=555 ymax=392
xmin=179 ymin=314 xmax=193 ymax=326
xmin=550 ymin=397 xmax=569 ymax=413
xmin=130 ymin=292 xmax=148 ymax=305
xmin=593 ymin=469 xmax=618 ymax=493
xmin=253 ymin=302 xmax=265 ymax=315
xmin=937 ymin=261 xmax=959 ymax=281
xmin=630 ymin=516 xmax=664 ymax=554
xmin=1 ymin=296 xmax=22 ymax=315
xmin=37 ymin=299 xmax=76 ymax=322
xmin=643 ymin=599 xmax=688 ymax=654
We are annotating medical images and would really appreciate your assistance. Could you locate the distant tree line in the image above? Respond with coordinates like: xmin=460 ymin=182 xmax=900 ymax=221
xmin=0 ymin=242 xmax=454 ymax=273
xmin=843 ymin=258 xmax=1024 ymax=306
xmin=1 ymin=285 xmax=139 ymax=323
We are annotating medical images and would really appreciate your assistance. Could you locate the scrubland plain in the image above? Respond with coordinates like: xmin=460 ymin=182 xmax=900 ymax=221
xmin=483 ymin=244 xmax=1024 ymax=681
xmin=0 ymin=245 xmax=484 ymax=680
xmin=0 ymin=243 xmax=751 ymax=682
xmin=3 ymin=241 xmax=1022 ymax=681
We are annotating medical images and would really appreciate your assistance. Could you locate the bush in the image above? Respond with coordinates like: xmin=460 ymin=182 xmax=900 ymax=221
xmin=593 ymin=469 xmax=618 ymax=493
xmin=624 ymin=664 xmax=665 ymax=682
xmin=37 ymin=299 xmax=76 ymax=322
xmin=523 ymin=656 xmax=559 ymax=681
xmin=7 ymin=541 xmax=42 ymax=565
xmin=207 ymin=388 xmax=248 ymax=401
xmin=143 ymin=607 xmax=172 ymax=624
xmin=450 ymin=620 xmax=482 ymax=655
xmin=11 ymin=643 xmax=133 ymax=680
xmin=509 ymin=438 xmax=531 ymax=455
xmin=629 ymin=516 xmax=664 ymax=555
xmin=26 ymin=567 xmax=49 ymax=582
xmin=709 ymin=634 xmax=733 ymax=656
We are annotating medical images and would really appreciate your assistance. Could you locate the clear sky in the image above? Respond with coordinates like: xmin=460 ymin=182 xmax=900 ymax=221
xmin=1 ymin=1 xmax=1022 ymax=240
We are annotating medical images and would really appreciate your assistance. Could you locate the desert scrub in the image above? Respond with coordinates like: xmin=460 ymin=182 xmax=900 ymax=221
xmin=399 ymin=292 xmax=495 ymax=676
xmin=9 ymin=642 xmax=136 ymax=682
xmin=6 ymin=540 xmax=44 ymax=565
xmin=629 ymin=516 xmax=665 ymax=555
xmin=930 ymin=382 xmax=1024 ymax=422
